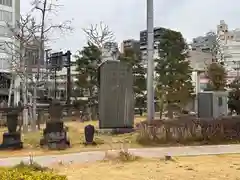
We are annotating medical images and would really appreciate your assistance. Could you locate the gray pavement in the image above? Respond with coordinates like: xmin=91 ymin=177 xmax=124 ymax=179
xmin=1 ymin=144 xmax=240 ymax=166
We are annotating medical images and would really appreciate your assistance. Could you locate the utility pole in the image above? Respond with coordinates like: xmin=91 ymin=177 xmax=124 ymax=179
xmin=146 ymin=0 xmax=154 ymax=122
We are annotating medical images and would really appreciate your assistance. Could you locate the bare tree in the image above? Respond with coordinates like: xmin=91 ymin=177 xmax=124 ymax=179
xmin=27 ymin=0 xmax=72 ymax=131
xmin=1 ymin=0 xmax=72 ymax=132
xmin=0 ymin=14 xmax=39 ymax=132
xmin=81 ymin=22 xmax=114 ymax=120
xmin=83 ymin=22 xmax=115 ymax=51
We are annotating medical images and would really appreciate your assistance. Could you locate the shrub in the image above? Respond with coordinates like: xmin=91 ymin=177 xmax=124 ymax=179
xmin=0 ymin=161 xmax=67 ymax=180
xmin=136 ymin=118 xmax=202 ymax=145
xmin=118 ymin=151 xmax=139 ymax=162
xmin=104 ymin=150 xmax=140 ymax=162
xmin=0 ymin=168 xmax=67 ymax=180
xmin=136 ymin=116 xmax=240 ymax=145
xmin=13 ymin=161 xmax=49 ymax=172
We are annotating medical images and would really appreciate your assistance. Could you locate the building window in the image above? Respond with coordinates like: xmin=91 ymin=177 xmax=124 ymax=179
xmin=218 ymin=97 xmax=223 ymax=106
xmin=0 ymin=10 xmax=12 ymax=22
xmin=49 ymin=75 xmax=54 ymax=79
xmin=0 ymin=0 xmax=12 ymax=7
xmin=0 ymin=26 xmax=12 ymax=37
xmin=200 ymin=83 xmax=207 ymax=91
xmin=0 ymin=57 xmax=10 ymax=70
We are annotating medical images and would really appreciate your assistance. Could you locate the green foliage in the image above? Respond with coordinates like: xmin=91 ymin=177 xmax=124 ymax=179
xmin=75 ymin=42 xmax=101 ymax=118
xmin=205 ymin=62 xmax=227 ymax=91
xmin=120 ymin=48 xmax=146 ymax=108
xmin=13 ymin=161 xmax=49 ymax=172
xmin=75 ymin=42 xmax=101 ymax=91
xmin=228 ymin=78 xmax=240 ymax=114
xmin=0 ymin=162 xmax=66 ymax=180
xmin=155 ymin=28 xmax=193 ymax=106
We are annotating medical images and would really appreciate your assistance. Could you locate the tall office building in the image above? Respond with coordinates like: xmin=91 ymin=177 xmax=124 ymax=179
xmin=0 ymin=0 xmax=20 ymax=103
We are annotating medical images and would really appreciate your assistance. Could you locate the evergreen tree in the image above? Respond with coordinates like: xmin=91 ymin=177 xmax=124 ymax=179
xmin=155 ymin=28 xmax=193 ymax=116
xmin=75 ymin=42 xmax=101 ymax=119
xmin=228 ymin=77 xmax=240 ymax=114
xmin=120 ymin=48 xmax=146 ymax=112
xmin=205 ymin=62 xmax=227 ymax=91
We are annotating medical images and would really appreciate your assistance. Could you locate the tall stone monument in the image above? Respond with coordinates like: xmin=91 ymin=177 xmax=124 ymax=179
xmin=98 ymin=60 xmax=134 ymax=129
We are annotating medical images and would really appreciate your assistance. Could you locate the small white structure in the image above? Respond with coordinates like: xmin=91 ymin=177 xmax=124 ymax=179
xmin=198 ymin=91 xmax=228 ymax=118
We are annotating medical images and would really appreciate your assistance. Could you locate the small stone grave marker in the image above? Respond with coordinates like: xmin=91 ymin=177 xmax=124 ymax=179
xmin=40 ymin=101 xmax=70 ymax=150
xmin=0 ymin=104 xmax=23 ymax=150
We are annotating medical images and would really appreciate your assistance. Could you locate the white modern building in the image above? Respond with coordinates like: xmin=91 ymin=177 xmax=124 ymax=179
xmin=189 ymin=20 xmax=240 ymax=93
xmin=192 ymin=20 xmax=240 ymax=89
xmin=217 ymin=20 xmax=240 ymax=83
xmin=0 ymin=0 xmax=20 ymax=70
xmin=0 ymin=0 xmax=20 ymax=104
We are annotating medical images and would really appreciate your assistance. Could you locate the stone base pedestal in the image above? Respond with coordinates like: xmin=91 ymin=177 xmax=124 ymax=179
xmin=0 ymin=132 xmax=23 ymax=150
xmin=40 ymin=121 xmax=70 ymax=150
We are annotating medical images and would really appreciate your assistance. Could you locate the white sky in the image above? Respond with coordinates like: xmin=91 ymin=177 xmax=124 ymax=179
xmin=21 ymin=0 xmax=240 ymax=54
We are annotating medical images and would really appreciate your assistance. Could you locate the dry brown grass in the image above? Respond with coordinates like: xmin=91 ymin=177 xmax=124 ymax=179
xmin=0 ymin=118 xmax=145 ymax=158
xmin=53 ymin=154 xmax=240 ymax=180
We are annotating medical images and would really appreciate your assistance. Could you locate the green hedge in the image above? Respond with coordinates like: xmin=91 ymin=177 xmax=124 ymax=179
xmin=0 ymin=163 xmax=67 ymax=180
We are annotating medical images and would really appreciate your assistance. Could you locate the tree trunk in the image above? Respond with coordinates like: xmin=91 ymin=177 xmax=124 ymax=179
xmin=7 ymin=76 xmax=14 ymax=106
xmin=28 ymin=93 xmax=33 ymax=127
xmin=22 ymin=78 xmax=29 ymax=133
xmin=22 ymin=108 xmax=28 ymax=133
xmin=159 ymin=97 xmax=164 ymax=119
xmin=88 ymin=88 xmax=97 ymax=121
xmin=31 ymin=85 xmax=37 ymax=131
xmin=37 ymin=110 xmax=43 ymax=130
xmin=167 ymin=103 xmax=174 ymax=119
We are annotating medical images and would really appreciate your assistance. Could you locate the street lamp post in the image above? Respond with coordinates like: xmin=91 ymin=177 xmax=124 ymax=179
xmin=147 ymin=0 xmax=155 ymax=122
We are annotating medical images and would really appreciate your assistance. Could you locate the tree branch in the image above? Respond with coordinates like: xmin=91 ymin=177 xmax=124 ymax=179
xmin=83 ymin=22 xmax=115 ymax=49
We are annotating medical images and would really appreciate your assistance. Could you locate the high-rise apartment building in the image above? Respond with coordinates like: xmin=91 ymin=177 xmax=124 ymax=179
xmin=217 ymin=20 xmax=240 ymax=81
xmin=139 ymin=27 xmax=165 ymax=64
xmin=190 ymin=20 xmax=240 ymax=92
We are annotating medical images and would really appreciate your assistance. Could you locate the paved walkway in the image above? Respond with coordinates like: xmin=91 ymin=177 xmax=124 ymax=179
xmin=0 ymin=144 xmax=240 ymax=166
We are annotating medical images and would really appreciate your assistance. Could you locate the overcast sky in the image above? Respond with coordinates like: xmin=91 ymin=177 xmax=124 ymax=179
xmin=21 ymin=0 xmax=240 ymax=54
